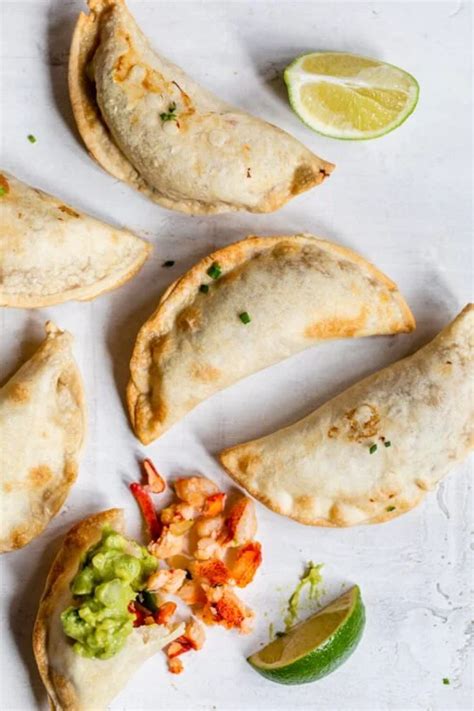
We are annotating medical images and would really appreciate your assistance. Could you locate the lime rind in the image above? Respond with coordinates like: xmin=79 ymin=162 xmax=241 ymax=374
xmin=248 ymin=586 xmax=365 ymax=685
xmin=284 ymin=51 xmax=419 ymax=141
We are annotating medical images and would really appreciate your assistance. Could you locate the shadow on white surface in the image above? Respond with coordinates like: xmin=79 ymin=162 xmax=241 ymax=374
xmin=0 ymin=315 xmax=47 ymax=385
xmin=46 ymin=0 xmax=81 ymax=145
xmin=6 ymin=537 xmax=61 ymax=707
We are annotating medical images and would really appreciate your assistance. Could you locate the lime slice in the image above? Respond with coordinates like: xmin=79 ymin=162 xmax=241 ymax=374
xmin=248 ymin=586 xmax=365 ymax=685
xmin=284 ymin=52 xmax=419 ymax=140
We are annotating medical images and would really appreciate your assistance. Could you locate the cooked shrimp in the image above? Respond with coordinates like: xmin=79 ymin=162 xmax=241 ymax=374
xmin=161 ymin=502 xmax=196 ymax=525
xmin=230 ymin=542 xmax=262 ymax=588
xmin=169 ymin=520 xmax=194 ymax=536
xmin=168 ymin=657 xmax=183 ymax=674
xmin=146 ymin=568 xmax=186 ymax=594
xmin=143 ymin=458 xmax=166 ymax=493
xmin=202 ymin=492 xmax=226 ymax=517
xmin=176 ymin=502 xmax=196 ymax=519
xmin=160 ymin=507 xmax=175 ymax=525
xmin=214 ymin=587 xmax=255 ymax=634
xmin=174 ymin=477 xmax=219 ymax=507
xmin=131 ymin=462 xmax=261 ymax=676
xmin=240 ymin=608 xmax=256 ymax=634
xmin=201 ymin=582 xmax=223 ymax=604
xmin=148 ymin=527 xmax=183 ymax=559
xmin=167 ymin=640 xmax=191 ymax=658
xmin=183 ymin=618 xmax=206 ymax=650
xmin=155 ymin=601 xmax=177 ymax=625
xmin=192 ymin=559 xmax=231 ymax=586
xmin=198 ymin=585 xmax=255 ymax=633
xmin=194 ymin=514 xmax=225 ymax=539
xmin=222 ymin=497 xmax=257 ymax=546
xmin=166 ymin=554 xmax=193 ymax=572
xmin=196 ymin=602 xmax=219 ymax=627
xmin=194 ymin=536 xmax=225 ymax=561
xmin=177 ymin=580 xmax=207 ymax=606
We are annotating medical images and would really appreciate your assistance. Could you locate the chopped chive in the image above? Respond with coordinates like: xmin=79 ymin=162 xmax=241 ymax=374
xmin=0 ymin=186 xmax=6 ymax=197
xmin=138 ymin=590 xmax=158 ymax=613
xmin=27 ymin=134 xmax=37 ymax=143
xmin=239 ymin=311 xmax=251 ymax=324
xmin=442 ymin=678 xmax=450 ymax=685
xmin=386 ymin=505 xmax=396 ymax=512
xmin=162 ymin=260 xmax=175 ymax=267
xmin=207 ymin=262 xmax=222 ymax=280
xmin=199 ymin=284 xmax=209 ymax=294
xmin=384 ymin=440 xmax=392 ymax=448
xmin=160 ymin=102 xmax=177 ymax=122
xmin=369 ymin=444 xmax=377 ymax=454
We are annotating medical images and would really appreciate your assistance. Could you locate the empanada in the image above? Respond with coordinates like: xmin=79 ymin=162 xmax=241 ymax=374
xmin=127 ymin=234 xmax=415 ymax=444
xmin=0 ymin=323 xmax=85 ymax=552
xmin=69 ymin=0 xmax=334 ymax=215
xmin=220 ymin=305 xmax=474 ymax=526
xmin=33 ymin=509 xmax=184 ymax=711
xmin=0 ymin=171 xmax=150 ymax=307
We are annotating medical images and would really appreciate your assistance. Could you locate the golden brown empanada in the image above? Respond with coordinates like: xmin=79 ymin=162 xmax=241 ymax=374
xmin=0 ymin=171 xmax=150 ymax=307
xmin=69 ymin=0 xmax=334 ymax=215
xmin=128 ymin=234 xmax=415 ymax=444
xmin=33 ymin=509 xmax=183 ymax=710
xmin=0 ymin=323 xmax=85 ymax=552
xmin=220 ymin=305 xmax=474 ymax=526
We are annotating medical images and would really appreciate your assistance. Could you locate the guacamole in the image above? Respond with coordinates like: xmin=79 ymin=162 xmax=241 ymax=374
xmin=61 ymin=528 xmax=157 ymax=659
xmin=284 ymin=562 xmax=324 ymax=630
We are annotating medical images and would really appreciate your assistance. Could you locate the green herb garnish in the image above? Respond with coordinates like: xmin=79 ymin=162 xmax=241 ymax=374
xmin=384 ymin=441 xmax=392 ymax=448
xmin=199 ymin=284 xmax=209 ymax=294
xmin=162 ymin=260 xmax=175 ymax=267
xmin=284 ymin=562 xmax=324 ymax=629
xmin=386 ymin=505 xmax=396 ymax=512
xmin=0 ymin=186 xmax=6 ymax=197
xmin=160 ymin=102 xmax=177 ymax=122
xmin=239 ymin=311 xmax=251 ymax=324
xmin=137 ymin=590 xmax=158 ymax=613
xmin=207 ymin=262 xmax=222 ymax=280
xmin=27 ymin=134 xmax=37 ymax=143
xmin=442 ymin=678 xmax=450 ymax=685
xmin=369 ymin=444 xmax=377 ymax=454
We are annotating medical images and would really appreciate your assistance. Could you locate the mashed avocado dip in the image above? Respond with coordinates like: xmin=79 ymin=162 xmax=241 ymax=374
xmin=61 ymin=528 xmax=157 ymax=659
xmin=284 ymin=562 xmax=324 ymax=629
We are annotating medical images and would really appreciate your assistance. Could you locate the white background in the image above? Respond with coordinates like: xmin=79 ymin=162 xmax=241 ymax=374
xmin=0 ymin=1 xmax=472 ymax=709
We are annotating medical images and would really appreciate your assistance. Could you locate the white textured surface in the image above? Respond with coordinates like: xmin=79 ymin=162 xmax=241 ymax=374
xmin=0 ymin=1 xmax=472 ymax=710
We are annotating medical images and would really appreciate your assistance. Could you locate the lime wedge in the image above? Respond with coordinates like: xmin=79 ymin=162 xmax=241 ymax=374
xmin=248 ymin=586 xmax=365 ymax=685
xmin=284 ymin=52 xmax=419 ymax=140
